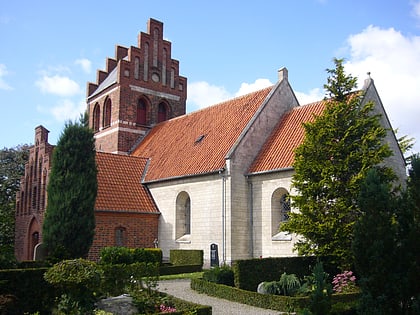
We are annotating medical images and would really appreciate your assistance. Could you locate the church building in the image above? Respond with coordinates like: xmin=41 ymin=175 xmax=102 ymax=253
xmin=14 ymin=18 xmax=406 ymax=265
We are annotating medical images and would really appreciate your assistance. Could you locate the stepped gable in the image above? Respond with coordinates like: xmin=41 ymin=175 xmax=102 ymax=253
xmin=131 ymin=86 xmax=273 ymax=182
xmin=249 ymin=100 xmax=326 ymax=174
xmin=95 ymin=152 xmax=158 ymax=213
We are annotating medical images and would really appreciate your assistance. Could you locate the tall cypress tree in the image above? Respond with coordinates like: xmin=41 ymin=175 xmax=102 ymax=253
xmin=281 ymin=58 xmax=394 ymax=268
xmin=43 ymin=115 xmax=97 ymax=259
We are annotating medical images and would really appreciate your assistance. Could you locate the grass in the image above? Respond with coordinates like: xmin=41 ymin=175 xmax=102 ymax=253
xmin=159 ymin=271 xmax=204 ymax=280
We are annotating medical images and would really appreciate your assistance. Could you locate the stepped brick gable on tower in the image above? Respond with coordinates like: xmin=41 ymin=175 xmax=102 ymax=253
xmin=15 ymin=18 xmax=406 ymax=265
xmin=87 ymin=18 xmax=187 ymax=154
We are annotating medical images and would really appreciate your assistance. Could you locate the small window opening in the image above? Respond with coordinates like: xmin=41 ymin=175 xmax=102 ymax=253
xmin=195 ymin=134 xmax=206 ymax=144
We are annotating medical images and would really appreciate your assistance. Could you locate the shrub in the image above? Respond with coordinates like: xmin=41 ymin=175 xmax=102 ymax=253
xmin=278 ymin=272 xmax=301 ymax=296
xmin=170 ymin=249 xmax=203 ymax=266
xmin=332 ymin=271 xmax=357 ymax=294
xmin=203 ymin=265 xmax=234 ymax=286
xmin=99 ymin=246 xmax=161 ymax=265
xmin=0 ymin=267 xmax=55 ymax=314
xmin=44 ymin=258 xmax=101 ymax=314
xmin=304 ymin=261 xmax=333 ymax=315
xmin=99 ymin=262 xmax=159 ymax=297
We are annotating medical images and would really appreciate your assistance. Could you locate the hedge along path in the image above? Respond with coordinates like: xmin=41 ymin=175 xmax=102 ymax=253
xmin=157 ymin=279 xmax=285 ymax=315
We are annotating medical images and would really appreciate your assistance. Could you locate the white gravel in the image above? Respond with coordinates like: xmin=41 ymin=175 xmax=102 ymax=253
xmin=157 ymin=279 xmax=283 ymax=315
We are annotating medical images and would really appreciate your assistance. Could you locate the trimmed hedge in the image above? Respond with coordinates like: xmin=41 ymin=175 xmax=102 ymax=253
xmin=170 ymin=250 xmax=203 ymax=266
xmin=191 ymin=278 xmax=360 ymax=314
xmin=159 ymin=291 xmax=212 ymax=315
xmin=0 ymin=267 xmax=57 ymax=314
xmin=233 ymin=256 xmax=340 ymax=291
xmin=191 ymin=278 xmax=308 ymax=312
xmin=99 ymin=247 xmax=162 ymax=264
xmin=159 ymin=264 xmax=202 ymax=276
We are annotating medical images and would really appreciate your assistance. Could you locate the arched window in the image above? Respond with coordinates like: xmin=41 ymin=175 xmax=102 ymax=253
xmin=103 ymin=98 xmax=112 ymax=128
xmin=115 ymin=227 xmax=126 ymax=247
xmin=137 ymin=99 xmax=147 ymax=125
xmin=271 ymin=188 xmax=292 ymax=241
xmin=176 ymin=192 xmax=191 ymax=241
xmin=158 ymin=102 xmax=168 ymax=123
xmin=93 ymin=103 xmax=100 ymax=132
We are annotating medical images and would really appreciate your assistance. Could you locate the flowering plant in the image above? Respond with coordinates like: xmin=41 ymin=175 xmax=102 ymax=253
xmin=159 ymin=304 xmax=177 ymax=313
xmin=332 ymin=271 xmax=357 ymax=293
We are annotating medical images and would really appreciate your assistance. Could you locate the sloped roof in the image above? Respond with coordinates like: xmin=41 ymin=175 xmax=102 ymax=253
xmin=95 ymin=152 xmax=159 ymax=213
xmin=131 ymin=87 xmax=273 ymax=182
xmin=89 ymin=67 xmax=118 ymax=99
xmin=249 ymin=100 xmax=326 ymax=174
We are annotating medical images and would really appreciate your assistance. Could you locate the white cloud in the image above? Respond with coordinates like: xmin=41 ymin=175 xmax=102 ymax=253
xmin=187 ymin=81 xmax=232 ymax=110
xmin=344 ymin=25 xmax=420 ymax=154
xmin=0 ymin=64 xmax=13 ymax=90
xmin=295 ymin=88 xmax=324 ymax=105
xmin=411 ymin=0 xmax=420 ymax=22
xmin=48 ymin=99 xmax=86 ymax=122
xmin=235 ymin=78 xmax=273 ymax=97
xmin=75 ymin=58 xmax=92 ymax=74
xmin=35 ymin=74 xmax=81 ymax=96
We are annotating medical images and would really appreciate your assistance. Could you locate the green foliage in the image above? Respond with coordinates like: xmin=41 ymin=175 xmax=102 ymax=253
xmin=42 ymin=118 xmax=97 ymax=260
xmin=282 ymin=58 xmax=394 ymax=268
xmin=44 ymin=258 xmax=101 ymax=314
xmin=0 ymin=267 xmax=56 ymax=314
xmin=202 ymin=265 xmax=234 ymax=286
xmin=99 ymin=246 xmax=161 ymax=265
xmin=0 ymin=145 xmax=29 ymax=267
xmin=170 ymin=249 xmax=204 ymax=266
xmin=99 ymin=262 xmax=159 ymax=297
xmin=159 ymin=264 xmax=203 ymax=276
xmin=352 ymin=168 xmax=402 ymax=314
xmin=307 ymin=261 xmax=333 ymax=315
xmin=233 ymin=256 xmax=339 ymax=292
xmin=278 ymin=272 xmax=301 ymax=296
xmin=192 ymin=277 xmax=309 ymax=312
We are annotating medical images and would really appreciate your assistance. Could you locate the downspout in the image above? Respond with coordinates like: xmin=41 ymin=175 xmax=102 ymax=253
xmin=219 ymin=169 xmax=227 ymax=265
xmin=247 ymin=176 xmax=254 ymax=258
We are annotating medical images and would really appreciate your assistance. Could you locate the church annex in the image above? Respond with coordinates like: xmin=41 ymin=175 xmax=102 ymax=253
xmin=14 ymin=18 xmax=406 ymax=265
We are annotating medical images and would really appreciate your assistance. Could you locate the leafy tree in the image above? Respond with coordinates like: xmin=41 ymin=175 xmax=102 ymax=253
xmin=42 ymin=115 xmax=97 ymax=260
xmin=352 ymin=168 xmax=399 ymax=314
xmin=396 ymin=154 xmax=420 ymax=313
xmin=281 ymin=58 xmax=394 ymax=268
xmin=0 ymin=145 xmax=30 ymax=267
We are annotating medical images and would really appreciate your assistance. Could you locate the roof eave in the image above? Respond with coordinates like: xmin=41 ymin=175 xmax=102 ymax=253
xmin=142 ymin=168 xmax=225 ymax=184
xmin=246 ymin=166 xmax=294 ymax=177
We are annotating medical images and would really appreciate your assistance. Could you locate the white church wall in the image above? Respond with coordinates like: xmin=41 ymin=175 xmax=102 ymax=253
xmin=147 ymin=173 xmax=226 ymax=266
xmin=249 ymin=170 xmax=299 ymax=258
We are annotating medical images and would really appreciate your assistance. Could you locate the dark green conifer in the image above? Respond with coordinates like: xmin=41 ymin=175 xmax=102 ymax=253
xmin=43 ymin=114 xmax=97 ymax=259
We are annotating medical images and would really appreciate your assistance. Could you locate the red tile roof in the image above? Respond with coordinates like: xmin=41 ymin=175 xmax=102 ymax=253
xmin=95 ymin=152 xmax=159 ymax=213
xmin=249 ymin=100 xmax=326 ymax=173
xmin=131 ymin=87 xmax=273 ymax=182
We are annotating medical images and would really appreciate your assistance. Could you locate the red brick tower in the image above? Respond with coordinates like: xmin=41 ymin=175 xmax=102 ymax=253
xmin=14 ymin=126 xmax=54 ymax=261
xmin=86 ymin=18 xmax=187 ymax=154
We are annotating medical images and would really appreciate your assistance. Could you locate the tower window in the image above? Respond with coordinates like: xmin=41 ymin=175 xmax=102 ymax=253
xmin=137 ymin=99 xmax=147 ymax=125
xmin=103 ymin=99 xmax=112 ymax=128
xmin=158 ymin=102 xmax=167 ymax=123
xmin=93 ymin=103 xmax=100 ymax=132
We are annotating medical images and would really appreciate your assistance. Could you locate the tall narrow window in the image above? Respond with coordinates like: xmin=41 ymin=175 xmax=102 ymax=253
xmin=176 ymin=192 xmax=191 ymax=241
xmin=115 ymin=227 xmax=126 ymax=247
xmin=158 ymin=102 xmax=167 ymax=123
xmin=271 ymin=188 xmax=292 ymax=241
xmin=134 ymin=57 xmax=140 ymax=79
xmin=137 ymin=99 xmax=147 ymax=125
xmin=103 ymin=98 xmax=112 ymax=128
xmin=93 ymin=103 xmax=100 ymax=132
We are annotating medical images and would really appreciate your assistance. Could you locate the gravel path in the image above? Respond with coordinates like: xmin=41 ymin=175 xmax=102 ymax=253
xmin=157 ymin=279 xmax=282 ymax=315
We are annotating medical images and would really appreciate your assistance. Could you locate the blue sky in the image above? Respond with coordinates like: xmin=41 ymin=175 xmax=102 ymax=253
xmin=1 ymin=0 xmax=419 ymax=154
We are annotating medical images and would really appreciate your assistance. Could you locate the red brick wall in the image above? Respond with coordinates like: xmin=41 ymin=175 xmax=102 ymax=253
xmin=88 ymin=211 xmax=159 ymax=261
